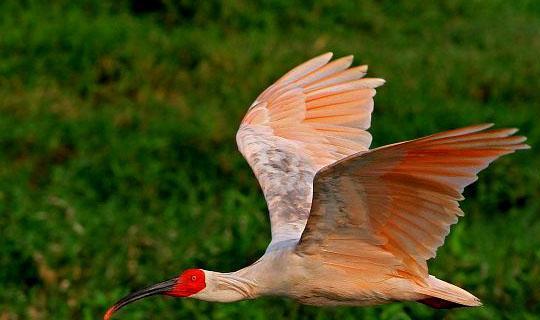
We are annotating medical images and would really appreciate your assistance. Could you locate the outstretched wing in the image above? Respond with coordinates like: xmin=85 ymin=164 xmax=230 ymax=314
xmin=236 ymin=53 xmax=384 ymax=246
xmin=297 ymin=124 xmax=528 ymax=281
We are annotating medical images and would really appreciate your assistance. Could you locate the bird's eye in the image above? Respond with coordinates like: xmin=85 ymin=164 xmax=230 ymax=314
xmin=191 ymin=275 xmax=197 ymax=281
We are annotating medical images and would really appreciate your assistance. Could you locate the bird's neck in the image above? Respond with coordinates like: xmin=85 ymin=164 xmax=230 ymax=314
xmin=195 ymin=266 xmax=261 ymax=302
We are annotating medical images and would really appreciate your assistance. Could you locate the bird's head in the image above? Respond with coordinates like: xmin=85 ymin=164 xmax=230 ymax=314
xmin=104 ymin=268 xmax=207 ymax=319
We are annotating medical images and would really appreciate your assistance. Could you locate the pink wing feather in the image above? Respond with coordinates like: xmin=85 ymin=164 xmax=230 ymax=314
xmin=298 ymin=124 xmax=528 ymax=281
xmin=236 ymin=53 xmax=383 ymax=245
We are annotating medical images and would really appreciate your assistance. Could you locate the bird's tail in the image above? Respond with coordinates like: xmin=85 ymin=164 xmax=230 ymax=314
xmin=416 ymin=275 xmax=482 ymax=308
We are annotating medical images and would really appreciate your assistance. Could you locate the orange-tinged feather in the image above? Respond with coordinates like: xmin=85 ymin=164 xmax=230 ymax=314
xmin=307 ymin=89 xmax=375 ymax=109
xmin=274 ymin=52 xmax=333 ymax=86
xmin=295 ymin=55 xmax=353 ymax=86
xmin=305 ymin=65 xmax=368 ymax=91
xmin=306 ymin=98 xmax=373 ymax=119
xmin=306 ymin=78 xmax=385 ymax=100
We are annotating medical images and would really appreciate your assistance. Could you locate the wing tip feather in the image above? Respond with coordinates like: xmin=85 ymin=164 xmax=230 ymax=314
xmin=368 ymin=78 xmax=386 ymax=88
xmin=319 ymin=52 xmax=334 ymax=62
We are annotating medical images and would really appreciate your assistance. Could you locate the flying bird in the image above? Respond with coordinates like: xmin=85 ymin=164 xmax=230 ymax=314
xmin=104 ymin=53 xmax=528 ymax=319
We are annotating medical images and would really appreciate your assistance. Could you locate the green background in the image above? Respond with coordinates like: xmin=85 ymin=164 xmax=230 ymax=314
xmin=1 ymin=1 xmax=539 ymax=319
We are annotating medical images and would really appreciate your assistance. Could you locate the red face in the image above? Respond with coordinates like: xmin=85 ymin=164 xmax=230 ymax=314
xmin=165 ymin=269 xmax=206 ymax=297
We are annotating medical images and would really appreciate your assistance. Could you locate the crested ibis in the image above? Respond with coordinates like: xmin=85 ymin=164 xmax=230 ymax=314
xmin=104 ymin=53 xmax=529 ymax=319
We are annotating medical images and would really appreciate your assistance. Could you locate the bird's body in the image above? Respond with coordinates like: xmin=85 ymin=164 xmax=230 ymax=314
xmin=201 ymin=245 xmax=423 ymax=307
xmin=105 ymin=53 xmax=528 ymax=319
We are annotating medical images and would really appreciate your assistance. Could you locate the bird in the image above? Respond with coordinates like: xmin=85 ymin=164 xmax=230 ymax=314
xmin=104 ymin=52 xmax=529 ymax=319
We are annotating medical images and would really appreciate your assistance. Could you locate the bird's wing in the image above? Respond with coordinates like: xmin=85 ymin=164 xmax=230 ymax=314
xmin=236 ymin=53 xmax=384 ymax=245
xmin=297 ymin=124 xmax=528 ymax=282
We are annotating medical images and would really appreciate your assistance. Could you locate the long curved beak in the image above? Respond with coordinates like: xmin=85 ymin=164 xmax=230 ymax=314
xmin=104 ymin=278 xmax=176 ymax=320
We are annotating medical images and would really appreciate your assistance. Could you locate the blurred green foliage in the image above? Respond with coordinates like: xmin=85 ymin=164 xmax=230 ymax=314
xmin=1 ymin=1 xmax=539 ymax=319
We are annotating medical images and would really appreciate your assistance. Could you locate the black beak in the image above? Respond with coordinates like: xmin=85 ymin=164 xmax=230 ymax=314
xmin=104 ymin=278 xmax=176 ymax=319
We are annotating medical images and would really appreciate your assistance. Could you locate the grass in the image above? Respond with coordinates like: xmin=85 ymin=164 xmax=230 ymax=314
xmin=1 ymin=1 xmax=539 ymax=319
